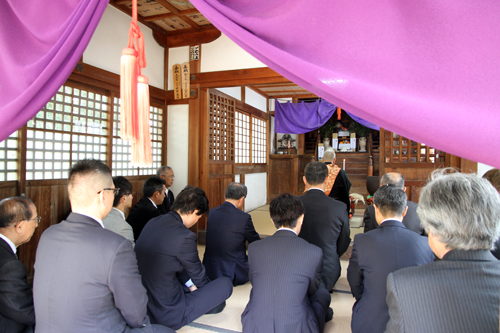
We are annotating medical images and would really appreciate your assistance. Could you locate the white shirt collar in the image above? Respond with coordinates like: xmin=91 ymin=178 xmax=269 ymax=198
xmin=307 ymin=187 xmax=325 ymax=193
xmin=0 ymin=233 xmax=16 ymax=254
xmin=112 ymin=207 xmax=125 ymax=220
xmin=277 ymin=227 xmax=297 ymax=235
xmin=380 ymin=218 xmax=403 ymax=224
xmin=77 ymin=213 xmax=104 ymax=228
xmin=148 ymin=198 xmax=158 ymax=208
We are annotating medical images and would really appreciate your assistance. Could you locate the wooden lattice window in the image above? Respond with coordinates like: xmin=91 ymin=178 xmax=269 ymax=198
xmin=26 ymin=85 xmax=109 ymax=180
xmin=0 ymin=131 xmax=18 ymax=181
xmin=252 ymin=117 xmax=267 ymax=164
xmin=235 ymin=111 xmax=250 ymax=164
xmin=209 ymin=93 xmax=235 ymax=161
xmin=112 ymin=98 xmax=163 ymax=176
xmin=383 ymin=131 xmax=446 ymax=163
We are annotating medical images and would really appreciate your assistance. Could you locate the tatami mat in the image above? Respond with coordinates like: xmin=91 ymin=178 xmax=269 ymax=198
xmin=180 ymin=254 xmax=354 ymax=333
xmin=184 ymin=201 xmax=361 ymax=333
xmin=249 ymin=204 xmax=366 ymax=240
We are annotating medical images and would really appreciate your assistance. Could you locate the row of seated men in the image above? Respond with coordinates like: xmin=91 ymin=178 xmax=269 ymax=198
xmin=1 ymin=158 xmax=500 ymax=332
xmin=0 ymin=157 xmax=350 ymax=332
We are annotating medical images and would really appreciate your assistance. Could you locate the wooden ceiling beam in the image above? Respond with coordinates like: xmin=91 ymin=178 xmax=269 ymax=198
xmin=192 ymin=68 xmax=285 ymax=84
xmin=252 ymin=83 xmax=301 ymax=88
xmin=270 ymin=94 xmax=318 ymax=99
xmin=261 ymin=89 xmax=309 ymax=93
xmin=153 ymin=25 xmax=221 ymax=48
xmin=179 ymin=15 xmax=200 ymax=30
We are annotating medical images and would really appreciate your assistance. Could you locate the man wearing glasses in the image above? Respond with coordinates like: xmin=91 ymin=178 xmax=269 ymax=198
xmin=103 ymin=176 xmax=135 ymax=246
xmin=33 ymin=159 xmax=172 ymax=332
xmin=0 ymin=196 xmax=39 ymax=333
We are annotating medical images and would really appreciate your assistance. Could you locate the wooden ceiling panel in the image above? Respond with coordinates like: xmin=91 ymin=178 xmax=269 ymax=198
xmin=186 ymin=13 xmax=212 ymax=26
xmin=156 ymin=17 xmax=192 ymax=31
xmin=136 ymin=0 xmax=169 ymax=17
xmin=109 ymin=0 xmax=318 ymax=100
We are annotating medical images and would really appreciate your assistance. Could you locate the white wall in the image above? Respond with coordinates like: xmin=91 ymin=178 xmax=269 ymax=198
xmin=84 ymin=5 xmax=164 ymax=89
xmin=245 ymin=87 xmax=267 ymax=112
xmin=167 ymin=46 xmax=189 ymax=90
xmin=244 ymin=173 xmax=267 ymax=212
xmin=201 ymin=34 xmax=265 ymax=72
xmin=167 ymin=105 xmax=189 ymax=197
xmin=216 ymin=87 xmax=241 ymax=100
xmin=478 ymin=163 xmax=495 ymax=177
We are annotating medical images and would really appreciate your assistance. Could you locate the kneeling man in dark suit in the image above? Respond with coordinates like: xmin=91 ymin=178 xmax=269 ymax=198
xmin=0 ymin=197 xmax=38 ymax=333
xmin=136 ymin=186 xmax=233 ymax=330
xmin=386 ymin=170 xmax=500 ymax=333
xmin=347 ymin=185 xmax=434 ymax=333
xmin=242 ymin=193 xmax=332 ymax=333
xmin=203 ymin=182 xmax=260 ymax=286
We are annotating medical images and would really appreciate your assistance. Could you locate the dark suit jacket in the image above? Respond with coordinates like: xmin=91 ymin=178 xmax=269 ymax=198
xmin=33 ymin=213 xmax=160 ymax=332
xmin=135 ymin=211 xmax=212 ymax=329
xmin=127 ymin=197 xmax=161 ymax=240
xmin=490 ymin=238 xmax=500 ymax=259
xmin=347 ymin=220 xmax=434 ymax=333
xmin=299 ymin=189 xmax=350 ymax=290
xmin=158 ymin=190 xmax=175 ymax=214
xmin=0 ymin=238 xmax=34 ymax=333
xmin=386 ymin=249 xmax=500 ymax=333
xmin=203 ymin=202 xmax=260 ymax=285
xmin=241 ymin=230 xmax=324 ymax=333
xmin=326 ymin=164 xmax=352 ymax=215
xmin=363 ymin=201 xmax=425 ymax=235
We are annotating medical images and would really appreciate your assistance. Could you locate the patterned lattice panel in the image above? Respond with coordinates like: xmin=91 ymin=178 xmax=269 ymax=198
xmin=252 ymin=117 xmax=267 ymax=164
xmin=26 ymin=85 xmax=109 ymax=180
xmin=235 ymin=112 xmax=250 ymax=164
xmin=209 ymin=93 xmax=235 ymax=162
xmin=0 ymin=131 xmax=18 ymax=181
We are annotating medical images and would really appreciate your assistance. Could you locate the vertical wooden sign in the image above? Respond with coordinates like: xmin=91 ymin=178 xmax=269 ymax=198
xmin=190 ymin=45 xmax=200 ymax=60
xmin=173 ymin=64 xmax=181 ymax=100
xmin=181 ymin=62 xmax=190 ymax=99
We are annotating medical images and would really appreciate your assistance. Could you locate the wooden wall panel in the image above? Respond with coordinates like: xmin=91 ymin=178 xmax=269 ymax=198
xmin=268 ymin=155 xmax=301 ymax=201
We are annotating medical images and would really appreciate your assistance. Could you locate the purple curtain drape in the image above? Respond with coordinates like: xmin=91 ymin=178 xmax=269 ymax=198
xmin=275 ymin=99 xmax=379 ymax=134
xmin=275 ymin=100 xmax=335 ymax=134
xmin=346 ymin=111 xmax=379 ymax=131
xmin=190 ymin=0 xmax=500 ymax=168
xmin=0 ymin=0 xmax=109 ymax=142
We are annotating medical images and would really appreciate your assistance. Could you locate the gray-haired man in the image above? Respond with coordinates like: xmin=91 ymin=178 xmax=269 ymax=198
xmin=157 ymin=166 xmax=175 ymax=214
xmin=203 ymin=182 xmax=260 ymax=286
xmin=386 ymin=170 xmax=500 ymax=332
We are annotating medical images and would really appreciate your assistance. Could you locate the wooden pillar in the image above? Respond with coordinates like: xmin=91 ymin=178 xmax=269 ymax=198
xmin=188 ymin=45 xmax=202 ymax=187
xmin=17 ymin=125 xmax=27 ymax=196
xmin=162 ymin=47 xmax=169 ymax=166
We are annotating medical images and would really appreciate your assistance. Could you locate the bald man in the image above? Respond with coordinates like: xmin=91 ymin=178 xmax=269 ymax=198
xmin=33 ymin=159 xmax=172 ymax=332
xmin=323 ymin=148 xmax=351 ymax=215
xmin=363 ymin=172 xmax=424 ymax=235
xmin=0 ymin=197 xmax=38 ymax=333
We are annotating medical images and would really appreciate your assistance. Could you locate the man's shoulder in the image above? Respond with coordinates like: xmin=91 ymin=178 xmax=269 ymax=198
xmin=407 ymin=200 xmax=418 ymax=208
xmin=392 ymin=260 xmax=434 ymax=279
xmin=103 ymin=208 xmax=123 ymax=223
xmin=210 ymin=203 xmax=250 ymax=220
xmin=262 ymin=231 xmax=321 ymax=252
